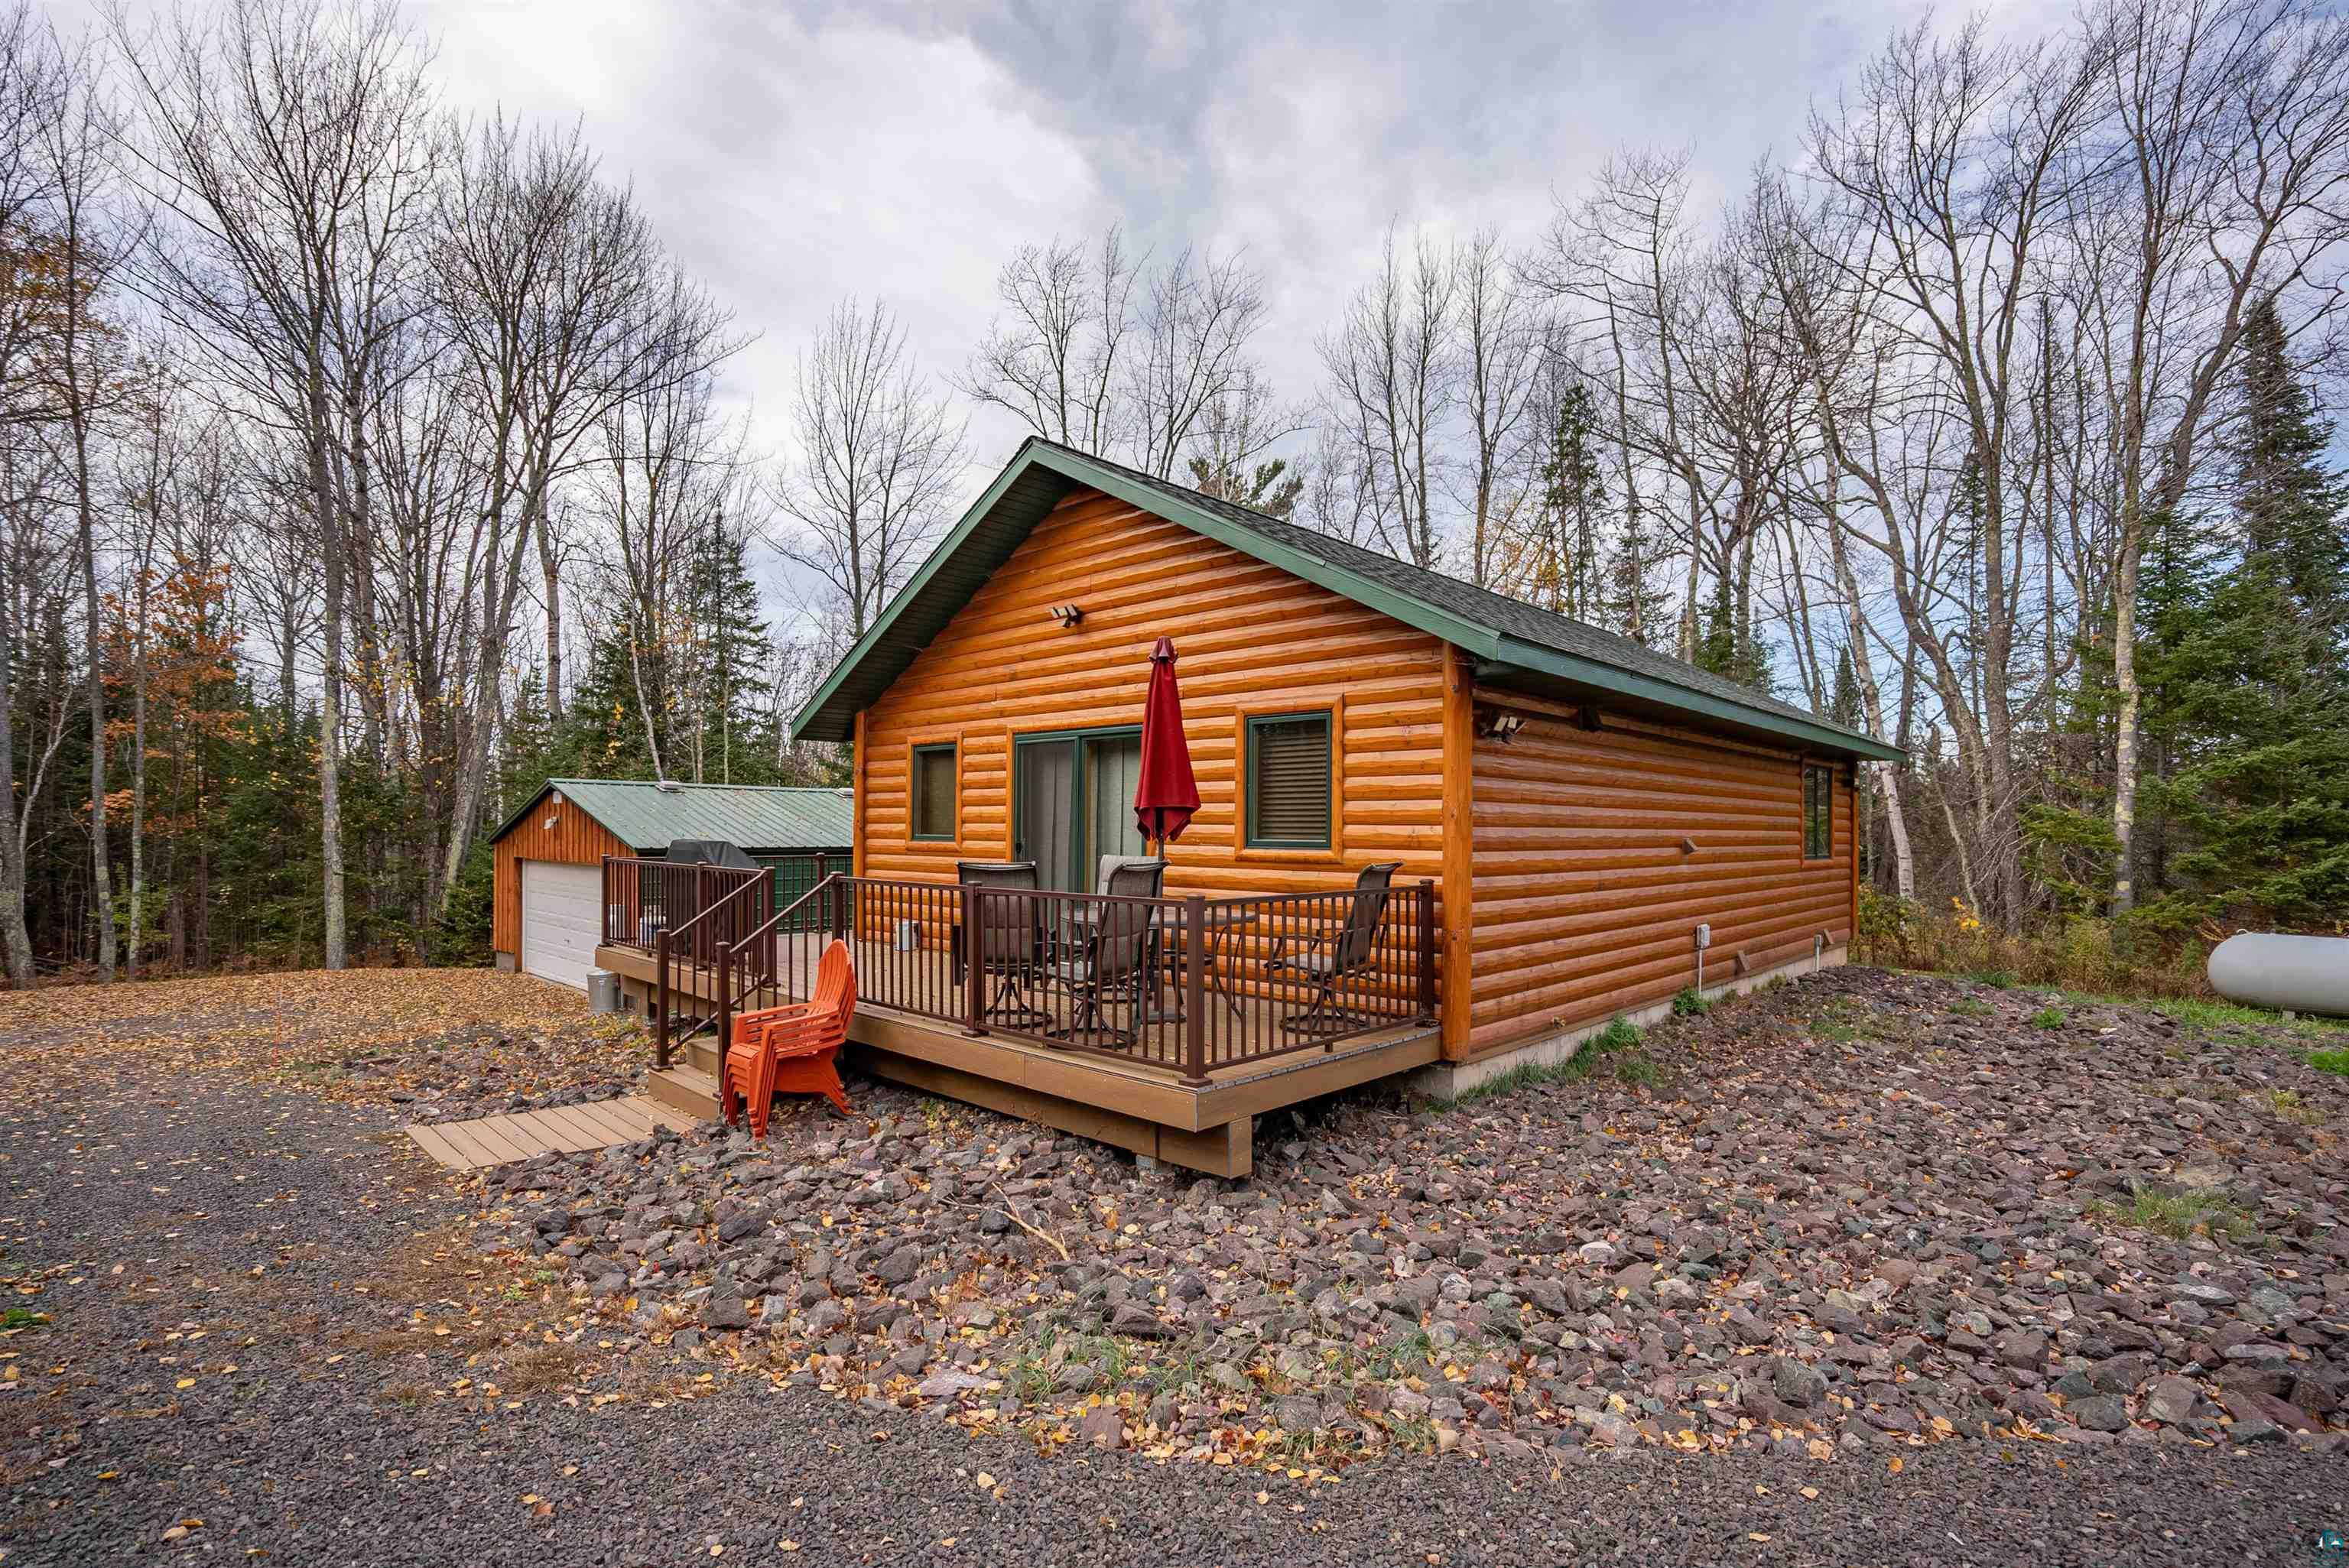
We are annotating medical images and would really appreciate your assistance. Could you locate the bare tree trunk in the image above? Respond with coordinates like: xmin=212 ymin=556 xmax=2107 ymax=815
xmin=0 ymin=596 xmax=29 ymax=987
xmin=310 ymin=368 xmax=347 ymax=969
xmin=126 ymin=560 xmax=148 ymax=978
xmin=2108 ymin=531 xmax=2144 ymax=914
xmin=538 ymin=505 xmax=561 ymax=713
xmin=73 ymin=418 xmax=112 ymax=975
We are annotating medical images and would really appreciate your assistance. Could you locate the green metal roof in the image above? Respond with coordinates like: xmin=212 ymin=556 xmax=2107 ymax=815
xmin=791 ymin=438 xmax=1903 ymax=763
xmin=490 ymin=779 xmax=853 ymax=853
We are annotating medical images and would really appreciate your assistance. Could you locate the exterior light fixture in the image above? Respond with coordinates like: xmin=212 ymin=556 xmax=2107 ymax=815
xmin=1474 ymin=706 xmax=1527 ymax=743
xmin=1049 ymin=604 xmax=1084 ymax=628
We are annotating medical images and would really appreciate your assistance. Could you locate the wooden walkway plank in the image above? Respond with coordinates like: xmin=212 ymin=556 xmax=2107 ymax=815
xmin=570 ymin=1098 xmax=654 ymax=1143
xmin=459 ymin=1113 xmax=548 ymax=1164
xmin=534 ymin=1102 xmax=623 ymax=1151
xmin=431 ymin=1117 xmax=504 ymax=1170
xmin=404 ymin=1119 xmax=469 ymax=1169
xmin=404 ymin=1092 xmax=709 ymax=1173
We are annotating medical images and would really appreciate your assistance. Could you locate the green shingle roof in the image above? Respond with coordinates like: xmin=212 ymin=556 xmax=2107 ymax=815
xmin=791 ymin=438 xmax=1902 ymax=762
xmin=491 ymin=779 xmax=853 ymax=854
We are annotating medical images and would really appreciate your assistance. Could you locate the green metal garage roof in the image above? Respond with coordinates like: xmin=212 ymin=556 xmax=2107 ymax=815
xmin=491 ymin=779 xmax=853 ymax=854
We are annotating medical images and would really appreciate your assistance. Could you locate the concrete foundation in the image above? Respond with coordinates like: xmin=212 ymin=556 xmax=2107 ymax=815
xmin=1407 ymin=943 xmax=1848 ymax=1100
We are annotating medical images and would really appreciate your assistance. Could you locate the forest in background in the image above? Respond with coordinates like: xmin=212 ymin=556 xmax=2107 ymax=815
xmin=4 ymin=0 xmax=2346 ymax=988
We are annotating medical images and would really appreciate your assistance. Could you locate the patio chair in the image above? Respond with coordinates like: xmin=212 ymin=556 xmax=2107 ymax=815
xmin=722 ymin=938 xmax=856 ymax=1135
xmin=1264 ymin=862 xmax=1402 ymax=1037
xmin=1048 ymin=859 xmax=1162 ymax=1047
xmin=958 ymin=860 xmax=1048 ymax=1027
xmin=1093 ymin=855 xmax=1167 ymax=896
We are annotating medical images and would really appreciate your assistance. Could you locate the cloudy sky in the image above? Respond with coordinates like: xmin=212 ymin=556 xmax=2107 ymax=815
xmin=392 ymin=0 xmax=2065 ymax=492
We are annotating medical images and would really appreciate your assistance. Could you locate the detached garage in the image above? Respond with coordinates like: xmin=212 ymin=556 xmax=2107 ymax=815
xmin=489 ymin=778 xmax=853 ymax=986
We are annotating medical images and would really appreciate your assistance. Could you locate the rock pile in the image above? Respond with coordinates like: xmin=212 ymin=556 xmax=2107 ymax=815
xmin=474 ymin=967 xmax=2348 ymax=1462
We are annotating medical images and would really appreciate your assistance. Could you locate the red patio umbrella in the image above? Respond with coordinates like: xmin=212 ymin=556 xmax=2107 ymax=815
xmin=1134 ymin=636 xmax=1200 ymax=852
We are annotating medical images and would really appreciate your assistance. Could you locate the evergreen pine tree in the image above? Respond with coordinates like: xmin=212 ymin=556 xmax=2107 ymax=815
xmin=1828 ymin=643 xmax=1860 ymax=729
xmin=1604 ymin=498 xmax=1671 ymax=646
xmin=2136 ymin=300 xmax=2349 ymax=926
xmin=687 ymin=516 xmax=775 ymax=784
xmin=2237 ymin=294 xmax=2349 ymax=635
xmin=1533 ymin=382 xmax=1605 ymax=615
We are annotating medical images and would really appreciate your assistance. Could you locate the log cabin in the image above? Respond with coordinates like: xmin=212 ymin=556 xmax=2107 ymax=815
xmin=595 ymin=437 xmax=1899 ymax=1176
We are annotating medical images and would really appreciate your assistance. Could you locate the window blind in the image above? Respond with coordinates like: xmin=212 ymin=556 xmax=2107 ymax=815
xmin=1249 ymin=715 xmax=1330 ymax=846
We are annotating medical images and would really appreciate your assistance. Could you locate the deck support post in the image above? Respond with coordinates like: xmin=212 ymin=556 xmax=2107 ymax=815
xmin=961 ymin=884 xmax=986 ymax=1037
xmin=1180 ymin=894 xmax=1209 ymax=1086
xmin=654 ymin=928 xmax=672 ymax=1070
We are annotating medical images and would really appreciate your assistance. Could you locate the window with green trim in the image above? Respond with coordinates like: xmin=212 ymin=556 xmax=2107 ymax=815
xmin=1802 ymin=761 xmax=1833 ymax=860
xmin=1246 ymin=712 xmax=1332 ymax=849
xmin=911 ymin=743 xmax=957 ymax=840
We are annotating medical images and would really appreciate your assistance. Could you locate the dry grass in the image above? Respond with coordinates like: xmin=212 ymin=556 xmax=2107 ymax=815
xmin=1856 ymin=898 xmax=2212 ymax=998
xmin=493 ymin=1339 xmax=604 ymax=1396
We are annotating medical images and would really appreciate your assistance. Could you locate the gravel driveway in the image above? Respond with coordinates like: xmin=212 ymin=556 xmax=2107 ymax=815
xmin=3 ymin=967 xmax=2344 ymax=1566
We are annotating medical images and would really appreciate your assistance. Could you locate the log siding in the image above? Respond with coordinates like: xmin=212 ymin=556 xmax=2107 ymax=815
xmin=492 ymin=803 xmax=632 ymax=960
xmin=1465 ymin=687 xmax=1855 ymax=1056
xmin=857 ymin=486 xmax=1451 ymax=901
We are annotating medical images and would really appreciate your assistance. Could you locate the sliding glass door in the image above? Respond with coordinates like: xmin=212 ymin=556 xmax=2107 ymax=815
xmin=1014 ymin=727 xmax=1145 ymax=891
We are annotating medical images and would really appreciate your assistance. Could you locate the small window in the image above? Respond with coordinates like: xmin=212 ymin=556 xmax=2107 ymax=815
xmin=911 ymin=743 xmax=957 ymax=841
xmin=1246 ymin=712 xmax=1332 ymax=849
xmin=1802 ymin=761 xmax=1834 ymax=860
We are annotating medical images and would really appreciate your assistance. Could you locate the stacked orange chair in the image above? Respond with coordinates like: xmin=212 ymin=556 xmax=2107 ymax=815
xmin=722 ymin=940 xmax=856 ymax=1136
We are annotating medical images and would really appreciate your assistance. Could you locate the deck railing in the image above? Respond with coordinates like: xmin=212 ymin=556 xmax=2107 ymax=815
xmin=700 ymin=872 xmax=1437 ymax=1080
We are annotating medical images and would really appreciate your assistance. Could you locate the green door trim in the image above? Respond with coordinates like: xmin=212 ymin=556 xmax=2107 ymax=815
xmin=1012 ymin=724 xmax=1143 ymax=891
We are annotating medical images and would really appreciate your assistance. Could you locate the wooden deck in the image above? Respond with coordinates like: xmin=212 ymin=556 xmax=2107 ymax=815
xmin=405 ymin=1093 xmax=700 ymax=1171
xmin=598 ymin=940 xmax=1439 ymax=1177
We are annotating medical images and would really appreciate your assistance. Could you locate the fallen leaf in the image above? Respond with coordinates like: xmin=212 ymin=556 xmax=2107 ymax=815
xmin=1887 ymin=1456 xmax=1903 ymax=1474
xmin=1799 ymin=1485 xmax=1819 ymax=1500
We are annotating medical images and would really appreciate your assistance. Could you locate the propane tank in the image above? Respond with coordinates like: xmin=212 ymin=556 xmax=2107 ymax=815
xmin=2207 ymin=932 xmax=2349 ymax=1018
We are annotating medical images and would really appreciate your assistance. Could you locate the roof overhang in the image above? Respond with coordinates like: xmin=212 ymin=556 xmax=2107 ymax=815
xmin=791 ymin=440 xmax=1904 ymax=763
xmin=487 ymin=781 xmax=583 ymax=848
xmin=1474 ymin=648 xmax=1905 ymax=762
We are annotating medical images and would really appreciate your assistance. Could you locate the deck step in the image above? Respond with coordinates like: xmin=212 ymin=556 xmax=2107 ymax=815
xmin=648 ymin=1064 xmax=720 ymax=1121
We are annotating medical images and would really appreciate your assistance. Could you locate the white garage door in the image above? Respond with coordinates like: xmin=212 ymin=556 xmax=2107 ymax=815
xmin=519 ymin=860 xmax=603 ymax=989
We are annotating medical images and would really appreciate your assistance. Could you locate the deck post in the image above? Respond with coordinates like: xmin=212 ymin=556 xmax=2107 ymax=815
xmin=961 ymin=885 xmax=986 ymax=1037
xmin=599 ymin=854 xmax=612 ymax=944
xmin=1181 ymin=894 xmax=1209 ymax=1086
xmin=654 ymin=927 xmax=672 ymax=1071
xmin=1416 ymin=878 xmax=1437 ymax=1025
xmin=715 ymin=940 xmax=733 ymax=1118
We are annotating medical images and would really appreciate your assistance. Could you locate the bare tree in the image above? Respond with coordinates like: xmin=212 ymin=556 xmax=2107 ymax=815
xmin=954 ymin=227 xmax=1133 ymax=456
xmin=429 ymin=118 xmax=736 ymax=907
xmin=1125 ymin=244 xmax=1270 ymax=478
xmin=1184 ymin=365 xmax=1307 ymax=515
xmin=1317 ymin=226 xmax=1455 ymax=568
xmin=41 ymin=19 xmax=134 ymax=979
xmin=957 ymin=225 xmax=1275 ymax=479
xmin=1449 ymin=229 xmax=1547 ymax=586
xmin=0 ymin=2 xmax=65 ymax=985
xmin=115 ymin=0 xmax=442 ymax=969
xmin=776 ymin=297 xmax=965 ymax=638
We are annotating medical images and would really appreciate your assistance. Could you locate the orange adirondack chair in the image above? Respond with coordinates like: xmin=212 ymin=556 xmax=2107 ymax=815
xmin=722 ymin=940 xmax=856 ymax=1136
